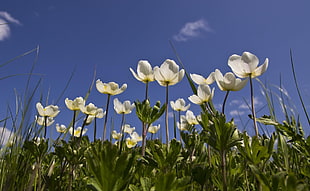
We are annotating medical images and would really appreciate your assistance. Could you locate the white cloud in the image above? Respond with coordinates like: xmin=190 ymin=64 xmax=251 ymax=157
xmin=0 ymin=127 xmax=15 ymax=145
xmin=239 ymin=97 xmax=263 ymax=110
xmin=173 ymin=19 xmax=212 ymax=42
xmin=0 ymin=11 xmax=21 ymax=41
xmin=229 ymin=110 xmax=245 ymax=117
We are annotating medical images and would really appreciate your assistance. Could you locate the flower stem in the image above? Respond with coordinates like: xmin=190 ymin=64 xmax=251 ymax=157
xmin=119 ymin=114 xmax=125 ymax=154
xmin=222 ymin=91 xmax=230 ymax=114
xmin=94 ymin=117 xmax=97 ymax=141
xmin=71 ymin=110 xmax=76 ymax=141
xmin=145 ymin=81 xmax=149 ymax=100
xmin=165 ymin=84 xmax=169 ymax=144
xmin=44 ymin=116 xmax=47 ymax=139
xmin=249 ymin=76 xmax=258 ymax=136
xmin=103 ymin=94 xmax=111 ymax=140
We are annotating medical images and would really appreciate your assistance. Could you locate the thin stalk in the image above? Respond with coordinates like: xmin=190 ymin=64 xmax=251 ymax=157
xmin=44 ymin=116 xmax=47 ymax=139
xmin=165 ymin=84 xmax=169 ymax=144
xmin=221 ymin=151 xmax=227 ymax=191
xmin=249 ymin=76 xmax=259 ymax=136
xmin=222 ymin=91 xmax=230 ymax=114
xmin=290 ymin=49 xmax=310 ymax=125
xmin=94 ymin=117 xmax=97 ymax=141
xmin=78 ymin=115 xmax=89 ymax=145
xmin=145 ymin=81 xmax=149 ymax=99
xmin=119 ymin=114 xmax=125 ymax=154
xmin=141 ymin=123 xmax=148 ymax=156
xmin=178 ymin=111 xmax=182 ymax=142
xmin=103 ymin=94 xmax=111 ymax=140
xmin=71 ymin=110 xmax=76 ymax=141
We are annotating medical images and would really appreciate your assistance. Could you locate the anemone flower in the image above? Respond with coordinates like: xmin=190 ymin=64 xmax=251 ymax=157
xmin=69 ymin=127 xmax=88 ymax=137
xmin=228 ymin=51 xmax=269 ymax=136
xmin=154 ymin=59 xmax=184 ymax=144
xmin=188 ymin=84 xmax=214 ymax=105
xmin=36 ymin=102 xmax=60 ymax=138
xmin=170 ymin=98 xmax=190 ymax=139
xmin=130 ymin=60 xmax=155 ymax=99
xmin=214 ymin=69 xmax=248 ymax=113
xmin=65 ymin=97 xmax=85 ymax=140
xmin=96 ymin=80 xmax=127 ymax=140
xmin=190 ymin=72 xmax=215 ymax=85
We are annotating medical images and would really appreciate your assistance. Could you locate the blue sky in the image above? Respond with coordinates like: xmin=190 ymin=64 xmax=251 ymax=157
xmin=1 ymin=0 xmax=310 ymax=141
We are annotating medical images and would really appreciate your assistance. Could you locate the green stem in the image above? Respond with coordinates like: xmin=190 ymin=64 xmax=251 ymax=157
xmin=71 ymin=110 xmax=76 ymax=141
xmin=249 ymin=76 xmax=259 ymax=136
xmin=103 ymin=94 xmax=111 ymax=140
xmin=119 ymin=114 xmax=125 ymax=154
xmin=44 ymin=116 xmax=47 ymax=139
xmin=141 ymin=123 xmax=148 ymax=156
xmin=165 ymin=84 xmax=169 ymax=144
xmin=222 ymin=91 xmax=230 ymax=114
xmin=145 ymin=81 xmax=149 ymax=100
xmin=94 ymin=117 xmax=97 ymax=141
xmin=221 ymin=150 xmax=227 ymax=191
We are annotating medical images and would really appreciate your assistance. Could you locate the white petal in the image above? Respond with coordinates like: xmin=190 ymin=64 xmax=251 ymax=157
xmin=252 ymin=58 xmax=268 ymax=78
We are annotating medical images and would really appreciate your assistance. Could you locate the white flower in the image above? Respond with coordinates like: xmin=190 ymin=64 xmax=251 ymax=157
xmin=228 ymin=51 xmax=268 ymax=78
xmin=35 ymin=116 xmax=54 ymax=126
xmin=69 ymin=127 xmax=87 ymax=137
xmin=113 ymin=98 xmax=135 ymax=114
xmin=130 ymin=60 xmax=155 ymax=83
xmin=148 ymin=124 xmax=160 ymax=134
xmin=56 ymin=123 xmax=67 ymax=133
xmin=65 ymin=97 xmax=85 ymax=111
xmin=188 ymin=84 xmax=214 ymax=105
xmin=154 ymin=59 xmax=185 ymax=86
xmin=96 ymin=80 xmax=127 ymax=95
xmin=190 ymin=72 xmax=215 ymax=85
xmin=126 ymin=137 xmax=137 ymax=148
xmin=36 ymin=102 xmax=60 ymax=117
xmin=170 ymin=98 xmax=190 ymax=111
xmin=130 ymin=132 xmax=142 ymax=142
xmin=112 ymin=130 xmax=122 ymax=140
xmin=123 ymin=124 xmax=135 ymax=134
xmin=185 ymin=110 xmax=199 ymax=125
xmin=79 ymin=103 xmax=99 ymax=116
xmin=214 ymin=69 xmax=248 ymax=91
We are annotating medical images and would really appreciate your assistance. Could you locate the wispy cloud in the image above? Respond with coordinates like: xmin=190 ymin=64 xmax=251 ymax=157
xmin=0 ymin=127 xmax=15 ymax=145
xmin=229 ymin=110 xmax=245 ymax=117
xmin=173 ymin=19 xmax=212 ymax=42
xmin=0 ymin=11 xmax=21 ymax=41
xmin=238 ymin=97 xmax=263 ymax=110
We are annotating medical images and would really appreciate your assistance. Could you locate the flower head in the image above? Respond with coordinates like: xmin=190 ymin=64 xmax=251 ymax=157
xmin=188 ymin=84 xmax=214 ymax=105
xmin=190 ymin=72 xmax=215 ymax=85
xmin=69 ymin=127 xmax=87 ymax=137
xmin=36 ymin=102 xmax=60 ymax=117
xmin=125 ymin=131 xmax=142 ymax=148
xmin=170 ymin=98 xmax=190 ymax=111
xmin=96 ymin=80 xmax=127 ymax=95
xmin=184 ymin=110 xmax=199 ymax=125
xmin=65 ymin=97 xmax=85 ymax=111
xmin=228 ymin=51 xmax=268 ymax=78
xmin=56 ymin=123 xmax=67 ymax=133
xmin=148 ymin=124 xmax=160 ymax=134
xmin=123 ymin=124 xmax=135 ymax=134
xmin=79 ymin=103 xmax=99 ymax=116
xmin=113 ymin=98 xmax=135 ymax=114
xmin=214 ymin=69 xmax=248 ymax=91
xmin=130 ymin=60 xmax=155 ymax=83
xmin=154 ymin=59 xmax=185 ymax=86
xmin=112 ymin=130 xmax=122 ymax=140
xmin=35 ymin=116 xmax=55 ymax=126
